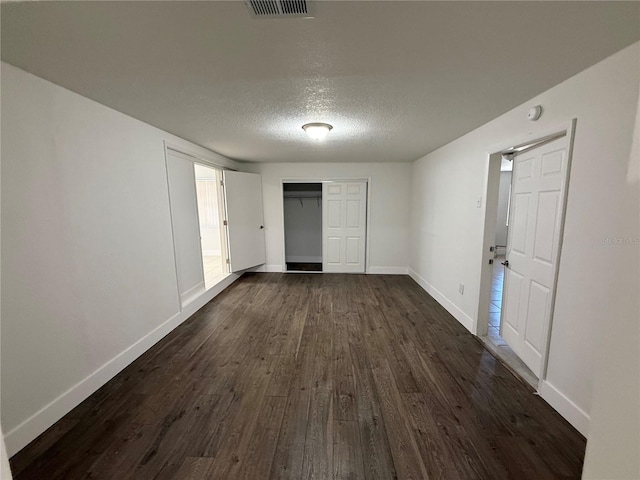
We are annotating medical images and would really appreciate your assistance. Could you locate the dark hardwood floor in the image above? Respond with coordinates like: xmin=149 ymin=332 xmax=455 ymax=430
xmin=10 ymin=273 xmax=586 ymax=479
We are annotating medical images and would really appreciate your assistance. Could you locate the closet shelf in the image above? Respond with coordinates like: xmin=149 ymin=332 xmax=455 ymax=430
xmin=283 ymin=193 xmax=322 ymax=199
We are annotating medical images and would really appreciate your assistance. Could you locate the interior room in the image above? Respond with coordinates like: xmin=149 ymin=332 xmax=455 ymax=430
xmin=1 ymin=2 xmax=638 ymax=479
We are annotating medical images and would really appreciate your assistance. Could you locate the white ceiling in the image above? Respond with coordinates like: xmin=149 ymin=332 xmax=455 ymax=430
xmin=2 ymin=1 xmax=639 ymax=163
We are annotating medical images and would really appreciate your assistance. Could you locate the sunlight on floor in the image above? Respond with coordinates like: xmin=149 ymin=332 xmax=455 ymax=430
xmin=203 ymin=255 xmax=225 ymax=290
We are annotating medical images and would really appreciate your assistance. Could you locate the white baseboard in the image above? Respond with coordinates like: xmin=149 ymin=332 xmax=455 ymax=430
xmin=408 ymin=268 xmax=474 ymax=333
xmin=538 ymin=380 xmax=590 ymax=436
xmin=255 ymin=264 xmax=283 ymax=273
xmin=180 ymin=281 xmax=206 ymax=307
xmin=5 ymin=273 xmax=241 ymax=457
xmin=368 ymin=266 xmax=408 ymax=275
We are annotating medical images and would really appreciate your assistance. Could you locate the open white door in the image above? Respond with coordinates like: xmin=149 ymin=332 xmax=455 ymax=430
xmin=501 ymin=134 xmax=570 ymax=377
xmin=223 ymin=171 xmax=266 ymax=272
xmin=166 ymin=150 xmax=206 ymax=307
xmin=322 ymin=181 xmax=367 ymax=273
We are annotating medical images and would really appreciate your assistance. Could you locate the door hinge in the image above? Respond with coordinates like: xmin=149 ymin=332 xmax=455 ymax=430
xmin=223 ymin=220 xmax=228 ymax=226
xmin=220 ymin=180 xmax=224 ymax=187
xmin=226 ymin=258 xmax=230 ymax=264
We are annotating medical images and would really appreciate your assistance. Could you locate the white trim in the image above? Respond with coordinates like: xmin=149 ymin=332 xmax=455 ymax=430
xmin=162 ymin=140 xmax=184 ymax=312
xmin=164 ymin=140 xmax=237 ymax=171
xmin=180 ymin=281 xmax=206 ymax=307
xmin=476 ymin=119 xmax=576 ymax=378
xmin=4 ymin=273 xmax=241 ymax=457
xmin=538 ymin=380 xmax=590 ymax=436
xmin=408 ymin=268 xmax=474 ymax=333
xmin=254 ymin=264 xmax=283 ymax=273
xmin=189 ymin=164 xmax=208 ymax=295
xmin=368 ymin=266 xmax=408 ymax=275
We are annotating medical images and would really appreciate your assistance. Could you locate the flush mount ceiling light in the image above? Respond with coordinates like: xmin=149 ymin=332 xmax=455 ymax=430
xmin=302 ymin=122 xmax=333 ymax=140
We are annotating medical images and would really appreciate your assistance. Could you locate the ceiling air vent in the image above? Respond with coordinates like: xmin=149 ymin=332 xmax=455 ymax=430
xmin=246 ymin=0 xmax=313 ymax=18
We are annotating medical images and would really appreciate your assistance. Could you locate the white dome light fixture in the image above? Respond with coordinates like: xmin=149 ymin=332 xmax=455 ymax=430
xmin=302 ymin=122 xmax=333 ymax=140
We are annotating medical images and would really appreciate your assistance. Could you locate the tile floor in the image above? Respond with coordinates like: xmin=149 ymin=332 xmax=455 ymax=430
xmin=482 ymin=255 xmax=538 ymax=387
xmin=488 ymin=255 xmax=507 ymax=346
xmin=202 ymin=255 xmax=226 ymax=289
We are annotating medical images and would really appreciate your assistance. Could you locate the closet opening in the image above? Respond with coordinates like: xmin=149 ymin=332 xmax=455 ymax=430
xmin=283 ymin=183 xmax=323 ymax=272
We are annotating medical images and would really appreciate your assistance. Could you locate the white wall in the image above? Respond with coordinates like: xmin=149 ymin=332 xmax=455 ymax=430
xmin=494 ymin=171 xmax=512 ymax=249
xmin=0 ymin=63 xmax=241 ymax=455
xmin=247 ymin=162 xmax=411 ymax=274
xmin=409 ymin=42 xmax=640 ymax=435
xmin=582 ymin=78 xmax=640 ymax=480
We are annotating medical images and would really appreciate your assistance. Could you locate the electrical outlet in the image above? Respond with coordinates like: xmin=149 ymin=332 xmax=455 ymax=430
xmin=458 ymin=283 xmax=464 ymax=295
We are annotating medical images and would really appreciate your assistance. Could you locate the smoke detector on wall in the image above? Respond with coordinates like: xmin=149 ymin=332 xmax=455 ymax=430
xmin=527 ymin=105 xmax=543 ymax=121
xmin=245 ymin=0 xmax=314 ymax=18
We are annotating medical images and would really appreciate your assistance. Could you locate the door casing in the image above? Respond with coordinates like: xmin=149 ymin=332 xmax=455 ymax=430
xmin=476 ymin=119 xmax=576 ymax=386
xmin=163 ymin=141 xmax=234 ymax=305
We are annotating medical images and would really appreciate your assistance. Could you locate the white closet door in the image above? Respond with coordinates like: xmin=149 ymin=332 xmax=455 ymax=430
xmin=166 ymin=150 xmax=205 ymax=307
xmin=223 ymin=171 xmax=266 ymax=272
xmin=323 ymin=181 xmax=367 ymax=273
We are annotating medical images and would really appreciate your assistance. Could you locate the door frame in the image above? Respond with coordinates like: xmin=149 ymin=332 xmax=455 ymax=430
xmin=280 ymin=177 xmax=372 ymax=274
xmin=476 ymin=119 xmax=576 ymax=384
xmin=163 ymin=141 xmax=234 ymax=300
xmin=193 ymin=162 xmax=230 ymax=282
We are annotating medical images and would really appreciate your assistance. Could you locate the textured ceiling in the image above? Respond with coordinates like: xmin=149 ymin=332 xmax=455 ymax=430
xmin=2 ymin=1 xmax=639 ymax=163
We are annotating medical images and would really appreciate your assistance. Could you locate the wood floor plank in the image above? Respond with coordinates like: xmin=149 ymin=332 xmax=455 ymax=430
xmin=349 ymin=328 xmax=398 ymax=480
xmin=203 ymin=355 xmax=277 ymax=479
xmin=174 ymin=457 xmax=214 ymax=480
xmin=301 ymin=359 xmax=334 ymax=480
xmin=370 ymin=360 xmax=430 ymax=480
xmin=333 ymin=420 xmax=365 ymax=480
xmin=236 ymin=395 xmax=287 ymax=479
xmin=333 ymin=313 xmax=358 ymax=421
xmin=268 ymin=367 xmax=312 ymax=480
xmin=8 ymin=418 xmax=79 ymax=477
xmin=12 ymin=273 xmax=586 ymax=480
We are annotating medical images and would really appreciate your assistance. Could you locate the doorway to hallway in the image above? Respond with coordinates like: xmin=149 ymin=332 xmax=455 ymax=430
xmin=194 ymin=163 xmax=229 ymax=289
xmin=478 ymin=122 xmax=575 ymax=389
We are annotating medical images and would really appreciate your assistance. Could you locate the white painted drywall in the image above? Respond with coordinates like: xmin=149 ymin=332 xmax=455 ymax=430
xmin=582 ymin=77 xmax=640 ymax=480
xmin=246 ymin=163 xmax=411 ymax=274
xmin=284 ymin=191 xmax=322 ymax=264
xmin=409 ymin=42 xmax=640 ymax=434
xmin=494 ymin=171 xmax=512 ymax=248
xmin=0 ymin=63 xmax=241 ymax=455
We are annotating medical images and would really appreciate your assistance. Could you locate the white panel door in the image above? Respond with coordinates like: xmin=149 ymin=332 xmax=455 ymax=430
xmin=322 ymin=181 xmax=367 ymax=273
xmin=223 ymin=171 xmax=266 ymax=272
xmin=501 ymin=136 xmax=569 ymax=377
xmin=166 ymin=150 xmax=206 ymax=307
